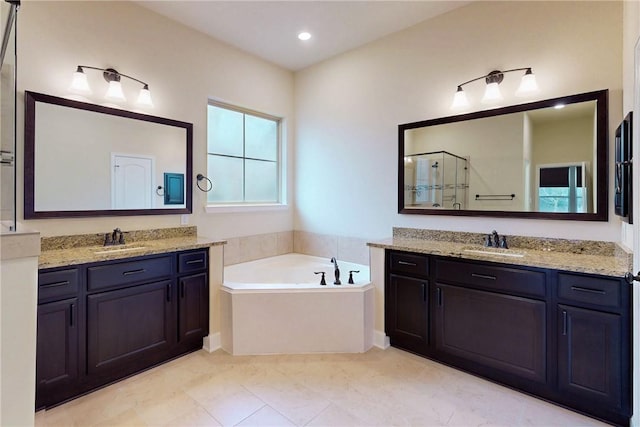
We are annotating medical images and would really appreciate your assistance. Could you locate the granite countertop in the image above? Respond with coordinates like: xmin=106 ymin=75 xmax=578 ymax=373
xmin=368 ymin=228 xmax=632 ymax=278
xmin=39 ymin=226 xmax=226 ymax=269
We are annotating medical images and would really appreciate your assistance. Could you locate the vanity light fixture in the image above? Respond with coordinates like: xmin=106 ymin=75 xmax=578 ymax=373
xmin=70 ymin=65 xmax=154 ymax=107
xmin=451 ymin=67 xmax=539 ymax=110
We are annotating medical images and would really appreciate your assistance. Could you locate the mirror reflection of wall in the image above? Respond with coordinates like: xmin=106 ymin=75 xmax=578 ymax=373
xmin=402 ymin=98 xmax=598 ymax=214
xmin=33 ymin=101 xmax=187 ymax=212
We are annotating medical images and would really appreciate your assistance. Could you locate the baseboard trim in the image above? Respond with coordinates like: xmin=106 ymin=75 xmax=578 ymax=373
xmin=373 ymin=330 xmax=390 ymax=349
xmin=203 ymin=332 xmax=221 ymax=353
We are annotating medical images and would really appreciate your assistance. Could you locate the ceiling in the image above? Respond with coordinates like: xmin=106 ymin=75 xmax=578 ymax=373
xmin=135 ymin=1 xmax=471 ymax=71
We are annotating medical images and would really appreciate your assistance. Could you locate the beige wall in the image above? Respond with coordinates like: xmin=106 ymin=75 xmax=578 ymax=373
xmin=295 ymin=1 xmax=623 ymax=241
xmin=18 ymin=1 xmax=295 ymax=239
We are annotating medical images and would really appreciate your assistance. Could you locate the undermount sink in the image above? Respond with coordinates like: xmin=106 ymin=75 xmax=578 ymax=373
xmin=93 ymin=246 xmax=147 ymax=255
xmin=462 ymin=248 xmax=525 ymax=258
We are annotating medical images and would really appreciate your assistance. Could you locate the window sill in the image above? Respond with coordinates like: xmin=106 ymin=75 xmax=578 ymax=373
xmin=204 ymin=204 xmax=289 ymax=214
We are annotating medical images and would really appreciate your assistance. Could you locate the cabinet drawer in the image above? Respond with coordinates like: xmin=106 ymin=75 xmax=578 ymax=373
xmin=39 ymin=269 xmax=79 ymax=302
xmin=435 ymin=259 xmax=545 ymax=298
xmin=87 ymin=256 xmax=172 ymax=292
xmin=389 ymin=252 xmax=429 ymax=277
xmin=558 ymin=273 xmax=621 ymax=309
xmin=178 ymin=250 xmax=208 ymax=274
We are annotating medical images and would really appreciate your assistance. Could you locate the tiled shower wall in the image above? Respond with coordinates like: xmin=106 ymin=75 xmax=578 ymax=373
xmin=223 ymin=230 xmax=369 ymax=266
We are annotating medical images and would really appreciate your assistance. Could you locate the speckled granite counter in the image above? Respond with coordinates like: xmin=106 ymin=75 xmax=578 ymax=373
xmin=39 ymin=226 xmax=226 ymax=269
xmin=367 ymin=228 xmax=632 ymax=278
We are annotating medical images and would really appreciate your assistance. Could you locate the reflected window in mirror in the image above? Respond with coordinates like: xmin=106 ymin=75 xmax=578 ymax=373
xmin=24 ymin=91 xmax=193 ymax=218
xmin=398 ymin=90 xmax=608 ymax=221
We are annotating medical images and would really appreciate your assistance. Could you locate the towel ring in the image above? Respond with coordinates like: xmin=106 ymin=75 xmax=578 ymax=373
xmin=196 ymin=174 xmax=213 ymax=192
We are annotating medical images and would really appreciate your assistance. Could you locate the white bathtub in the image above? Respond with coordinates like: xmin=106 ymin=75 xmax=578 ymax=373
xmin=221 ymin=254 xmax=374 ymax=355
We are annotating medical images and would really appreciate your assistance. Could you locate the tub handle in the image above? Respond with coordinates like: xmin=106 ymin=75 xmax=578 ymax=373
xmin=314 ymin=271 xmax=327 ymax=286
xmin=348 ymin=270 xmax=360 ymax=284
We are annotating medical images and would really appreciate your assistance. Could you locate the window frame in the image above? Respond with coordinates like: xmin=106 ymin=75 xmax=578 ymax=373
xmin=536 ymin=162 xmax=588 ymax=213
xmin=205 ymin=99 xmax=285 ymax=211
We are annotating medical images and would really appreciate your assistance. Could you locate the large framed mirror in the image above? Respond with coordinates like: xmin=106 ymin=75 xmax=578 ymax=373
xmin=24 ymin=91 xmax=193 ymax=218
xmin=398 ymin=90 xmax=608 ymax=221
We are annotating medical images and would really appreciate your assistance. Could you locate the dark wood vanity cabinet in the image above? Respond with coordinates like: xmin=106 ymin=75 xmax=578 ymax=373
xmin=87 ymin=280 xmax=174 ymax=376
xmin=36 ymin=269 xmax=81 ymax=408
xmin=385 ymin=250 xmax=631 ymax=426
xmin=555 ymin=273 xmax=630 ymax=424
xmin=386 ymin=251 xmax=430 ymax=354
xmin=36 ymin=248 xmax=210 ymax=410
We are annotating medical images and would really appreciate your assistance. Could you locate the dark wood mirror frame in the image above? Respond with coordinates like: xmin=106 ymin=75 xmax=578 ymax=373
xmin=398 ymin=89 xmax=608 ymax=221
xmin=24 ymin=91 xmax=193 ymax=219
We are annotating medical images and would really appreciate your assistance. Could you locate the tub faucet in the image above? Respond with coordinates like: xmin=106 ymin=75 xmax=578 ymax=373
xmin=330 ymin=257 xmax=341 ymax=285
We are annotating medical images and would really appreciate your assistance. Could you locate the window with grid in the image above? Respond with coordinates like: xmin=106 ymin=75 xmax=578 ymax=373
xmin=206 ymin=102 xmax=281 ymax=205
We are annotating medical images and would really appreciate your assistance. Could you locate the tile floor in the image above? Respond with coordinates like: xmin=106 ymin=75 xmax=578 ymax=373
xmin=35 ymin=347 xmax=607 ymax=426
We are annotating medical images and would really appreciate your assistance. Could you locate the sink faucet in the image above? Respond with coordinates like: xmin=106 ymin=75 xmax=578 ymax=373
xmin=104 ymin=228 xmax=125 ymax=246
xmin=492 ymin=230 xmax=499 ymax=247
xmin=330 ymin=257 xmax=341 ymax=285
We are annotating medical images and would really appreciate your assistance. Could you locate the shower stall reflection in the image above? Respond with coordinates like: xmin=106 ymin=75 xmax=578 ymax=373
xmin=404 ymin=150 xmax=468 ymax=209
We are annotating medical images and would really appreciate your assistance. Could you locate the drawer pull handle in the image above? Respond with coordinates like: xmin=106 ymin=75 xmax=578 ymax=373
xmin=166 ymin=284 xmax=172 ymax=302
xmin=186 ymin=259 xmax=204 ymax=265
xmin=397 ymin=261 xmax=417 ymax=267
xmin=41 ymin=280 xmax=70 ymax=288
xmin=570 ymin=286 xmax=606 ymax=295
xmin=437 ymin=287 xmax=442 ymax=306
xmin=123 ymin=269 xmax=146 ymax=276
xmin=471 ymin=273 xmax=496 ymax=281
xmin=422 ymin=283 xmax=426 ymax=302
xmin=181 ymin=282 xmax=185 ymax=298
xmin=562 ymin=310 xmax=568 ymax=336
xmin=70 ymin=304 xmax=75 ymax=327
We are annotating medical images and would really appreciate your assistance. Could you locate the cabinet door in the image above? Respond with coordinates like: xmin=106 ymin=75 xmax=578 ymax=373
xmin=179 ymin=273 xmax=209 ymax=342
xmin=435 ymin=284 xmax=546 ymax=383
xmin=386 ymin=274 xmax=428 ymax=353
xmin=36 ymin=298 xmax=79 ymax=408
xmin=87 ymin=280 xmax=174 ymax=375
xmin=557 ymin=305 xmax=623 ymax=409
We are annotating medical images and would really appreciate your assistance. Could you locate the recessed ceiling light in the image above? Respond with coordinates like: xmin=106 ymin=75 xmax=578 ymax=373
xmin=298 ymin=32 xmax=312 ymax=41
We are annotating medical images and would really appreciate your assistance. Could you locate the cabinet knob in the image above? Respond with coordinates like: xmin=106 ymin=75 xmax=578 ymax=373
xmin=624 ymin=271 xmax=640 ymax=285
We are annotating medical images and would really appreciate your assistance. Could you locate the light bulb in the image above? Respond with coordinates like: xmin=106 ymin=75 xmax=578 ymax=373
xmin=136 ymin=85 xmax=154 ymax=107
xmin=69 ymin=67 xmax=91 ymax=95
xmin=298 ymin=32 xmax=312 ymax=41
xmin=482 ymin=82 xmax=503 ymax=104
xmin=516 ymin=69 xmax=539 ymax=96
xmin=104 ymin=80 xmax=126 ymax=102
xmin=450 ymin=87 xmax=470 ymax=110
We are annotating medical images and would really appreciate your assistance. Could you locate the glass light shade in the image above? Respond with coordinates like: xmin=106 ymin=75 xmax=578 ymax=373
xmin=104 ymin=80 xmax=126 ymax=102
xmin=69 ymin=70 xmax=92 ymax=94
xmin=481 ymin=82 xmax=503 ymax=103
xmin=516 ymin=72 xmax=539 ymax=96
xmin=136 ymin=87 xmax=154 ymax=107
xmin=450 ymin=88 xmax=470 ymax=110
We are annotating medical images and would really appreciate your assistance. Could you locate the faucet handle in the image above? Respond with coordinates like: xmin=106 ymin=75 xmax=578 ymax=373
xmin=499 ymin=236 xmax=508 ymax=249
xmin=348 ymin=270 xmax=360 ymax=284
xmin=314 ymin=272 xmax=327 ymax=286
xmin=484 ymin=234 xmax=493 ymax=247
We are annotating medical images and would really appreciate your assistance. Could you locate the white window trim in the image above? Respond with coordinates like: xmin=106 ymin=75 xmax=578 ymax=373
xmin=206 ymin=99 xmax=284 ymax=207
